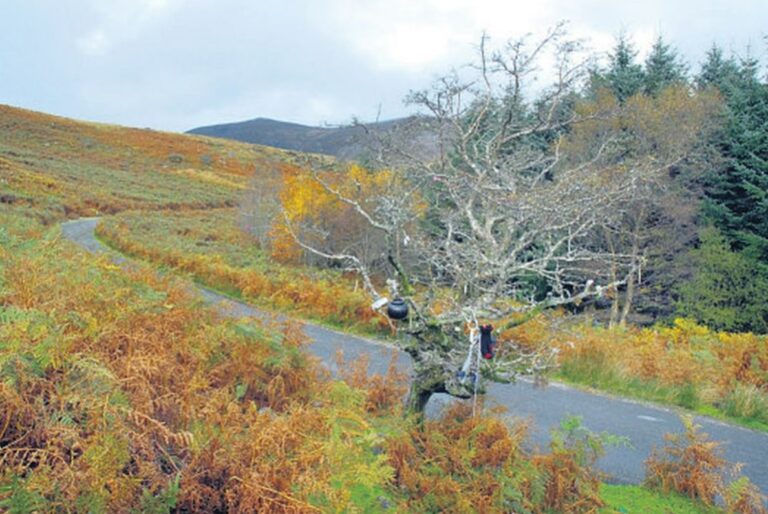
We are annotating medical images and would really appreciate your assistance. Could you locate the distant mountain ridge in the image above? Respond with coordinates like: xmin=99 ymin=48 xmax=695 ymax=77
xmin=187 ymin=116 xmax=429 ymax=158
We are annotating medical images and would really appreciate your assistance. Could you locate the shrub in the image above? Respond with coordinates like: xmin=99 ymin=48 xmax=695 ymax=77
xmin=645 ymin=416 xmax=726 ymax=504
xmin=387 ymin=404 xmax=610 ymax=513
xmin=645 ymin=415 xmax=767 ymax=512
xmin=675 ymin=227 xmax=768 ymax=333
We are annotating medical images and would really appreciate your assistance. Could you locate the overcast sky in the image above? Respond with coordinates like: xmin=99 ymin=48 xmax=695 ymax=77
xmin=1 ymin=0 xmax=765 ymax=132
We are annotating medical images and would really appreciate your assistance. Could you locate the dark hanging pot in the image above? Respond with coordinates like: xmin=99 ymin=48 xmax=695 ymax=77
xmin=387 ymin=298 xmax=409 ymax=320
xmin=480 ymin=324 xmax=495 ymax=359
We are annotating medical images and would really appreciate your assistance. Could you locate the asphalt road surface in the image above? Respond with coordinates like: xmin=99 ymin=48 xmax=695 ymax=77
xmin=61 ymin=218 xmax=768 ymax=491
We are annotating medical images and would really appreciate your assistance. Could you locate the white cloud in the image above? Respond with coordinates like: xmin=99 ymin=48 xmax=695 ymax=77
xmin=315 ymin=0 xmax=558 ymax=72
xmin=632 ymin=27 xmax=659 ymax=60
xmin=75 ymin=0 xmax=184 ymax=56
xmin=77 ymin=29 xmax=110 ymax=56
xmin=354 ymin=23 xmax=459 ymax=71
xmin=311 ymin=0 xmax=711 ymax=77
xmin=143 ymin=0 xmax=175 ymax=11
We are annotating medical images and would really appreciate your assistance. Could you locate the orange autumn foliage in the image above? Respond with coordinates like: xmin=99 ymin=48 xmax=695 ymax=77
xmin=554 ymin=319 xmax=768 ymax=393
xmin=502 ymin=315 xmax=768 ymax=424
xmin=386 ymin=402 xmax=606 ymax=514
xmin=645 ymin=416 xmax=767 ymax=512
xmin=95 ymin=217 xmax=387 ymax=333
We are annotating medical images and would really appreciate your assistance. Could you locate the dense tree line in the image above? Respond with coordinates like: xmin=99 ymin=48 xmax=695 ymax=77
xmin=588 ymin=34 xmax=768 ymax=333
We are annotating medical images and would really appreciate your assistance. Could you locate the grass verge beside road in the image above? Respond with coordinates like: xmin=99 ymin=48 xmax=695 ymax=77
xmin=96 ymin=209 xmax=387 ymax=335
xmin=599 ymin=484 xmax=720 ymax=514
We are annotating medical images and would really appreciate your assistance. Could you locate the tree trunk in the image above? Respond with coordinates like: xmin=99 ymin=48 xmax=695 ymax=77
xmin=402 ymin=324 xmax=474 ymax=417
xmin=406 ymin=379 xmax=444 ymax=417
xmin=620 ymin=208 xmax=644 ymax=327
xmin=604 ymin=227 xmax=620 ymax=328
xmin=619 ymin=271 xmax=636 ymax=327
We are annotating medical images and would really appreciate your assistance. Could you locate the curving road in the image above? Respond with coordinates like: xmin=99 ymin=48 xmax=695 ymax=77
xmin=61 ymin=218 xmax=768 ymax=491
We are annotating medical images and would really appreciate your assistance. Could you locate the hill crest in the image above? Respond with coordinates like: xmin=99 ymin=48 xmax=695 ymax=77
xmin=187 ymin=116 xmax=419 ymax=158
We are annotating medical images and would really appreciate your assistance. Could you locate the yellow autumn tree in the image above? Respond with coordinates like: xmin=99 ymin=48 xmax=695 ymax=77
xmin=271 ymin=162 xmax=420 ymax=270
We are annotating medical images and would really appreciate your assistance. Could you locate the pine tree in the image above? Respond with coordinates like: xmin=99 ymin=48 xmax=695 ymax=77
xmin=702 ymin=55 xmax=768 ymax=257
xmin=603 ymin=33 xmax=646 ymax=102
xmin=644 ymin=36 xmax=688 ymax=96
xmin=687 ymin=48 xmax=768 ymax=333
xmin=697 ymin=44 xmax=740 ymax=91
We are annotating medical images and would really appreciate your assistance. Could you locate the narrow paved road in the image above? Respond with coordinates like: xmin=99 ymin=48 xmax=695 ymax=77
xmin=61 ymin=218 xmax=768 ymax=491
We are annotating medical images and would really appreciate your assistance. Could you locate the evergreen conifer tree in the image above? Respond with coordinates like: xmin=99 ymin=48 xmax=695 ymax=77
xmin=676 ymin=227 xmax=768 ymax=333
xmin=702 ymin=55 xmax=768 ymax=257
xmin=697 ymin=44 xmax=740 ymax=91
xmin=644 ymin=36 xmax=688 ymax=95
xmin=603 ymin=33 xmax=646 ymax=102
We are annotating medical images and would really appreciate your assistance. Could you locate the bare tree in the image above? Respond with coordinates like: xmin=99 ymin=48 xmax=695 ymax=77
xmin=274 ymin=26 xmax=711 ymax=416
xmin=240 ymin=162 xmax=282 ymax=249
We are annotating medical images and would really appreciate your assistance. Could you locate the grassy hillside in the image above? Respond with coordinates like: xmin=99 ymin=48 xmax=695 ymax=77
xmin=0 ymin=104 xmax=292 ymax=223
